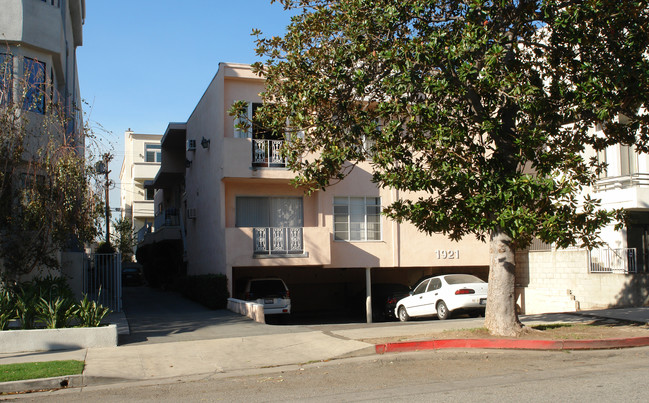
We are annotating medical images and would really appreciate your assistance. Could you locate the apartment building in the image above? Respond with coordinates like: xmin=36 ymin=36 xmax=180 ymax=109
xmin=515 ymin=129 xmax=649 ymax=314
xmin=0 ymin=0 xmax=85 ymax=145
xmin=139 ymin=63 xmax=490 ymax=314
xmin=119 ymin=130 xmax=162 ymax=237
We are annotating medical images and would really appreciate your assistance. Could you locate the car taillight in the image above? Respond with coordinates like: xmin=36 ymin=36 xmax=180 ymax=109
xmin=285 ymin=290 xmax=290 ymax=298
xmin=455 ymin=289 xmax=475 ymax=295
xmin=387 ymin=297 xmax=397 ymax=304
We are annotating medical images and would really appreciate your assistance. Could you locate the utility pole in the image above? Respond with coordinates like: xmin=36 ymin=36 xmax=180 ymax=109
xmin=95 ymin=153 xmax=113 ymax=245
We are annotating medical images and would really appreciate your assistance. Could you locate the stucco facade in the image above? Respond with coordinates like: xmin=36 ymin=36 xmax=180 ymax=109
xmin=119 ymin=130 xmax=162 ymax=236
xmin=0 ymin=0 xmax=85 ymax=148
xmin=141 ymin=63 xmax=490 ymax=314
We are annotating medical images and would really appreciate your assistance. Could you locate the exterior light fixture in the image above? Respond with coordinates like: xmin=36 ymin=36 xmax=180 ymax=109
xmin=201 ymin=137 xmax=210 ymax=149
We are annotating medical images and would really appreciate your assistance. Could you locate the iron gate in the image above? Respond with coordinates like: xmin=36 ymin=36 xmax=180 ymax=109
xmin=84 ymin=253 xmax=122 ymax=312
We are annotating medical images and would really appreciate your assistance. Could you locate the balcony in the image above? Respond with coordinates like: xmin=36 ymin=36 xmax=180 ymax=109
xmin=252 ymin=139 xmax=286 ymax=168
xmin=139 ymin=208 xmax=182 ymax=246
xmin=225 ymin=226 xmax=331 ymax=267
xmin=253 ymin=227 xmax=303 ymax=256
xmin=222 ymin=138 xmax=296 ymax=180
xmin=593 ymin=173 xmax=649 ymax=209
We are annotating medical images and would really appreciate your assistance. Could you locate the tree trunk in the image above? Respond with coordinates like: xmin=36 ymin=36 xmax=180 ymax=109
xmin=484 ymin=228 xmax=524 ymax=336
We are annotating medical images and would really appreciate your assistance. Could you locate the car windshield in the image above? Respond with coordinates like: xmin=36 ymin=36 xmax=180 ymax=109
xmin=444 ymin=274 xmax=485 ymax=285
xmin=250 ymin=280 xmax=286 ymax=297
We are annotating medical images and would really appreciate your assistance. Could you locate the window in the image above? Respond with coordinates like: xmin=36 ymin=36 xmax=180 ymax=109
xmin=234 ymin=101 xmax=281 ymax=140
xmin=236 ymin=196 xmax=303 ymax=228
xmin=620 ymin=144 xmax=637 ymax=176
xmin=333 ymin=196 xmax=381 ymax=241
xmin=145 ymin=188 xmax=154 ymax=201
xmin=145 ymin=144 xmax=161 ymax=163
xmin=23 ymin=57 xmax=46 ymax=114
xmin=0 ymin=53 xmax=12 ymax=105
xmin=412 ymin=279 xmax=429 ymax=295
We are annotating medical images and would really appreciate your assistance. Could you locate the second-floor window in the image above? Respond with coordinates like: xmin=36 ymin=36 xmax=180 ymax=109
xmin=23 ymin=57 xmax=46 ymax=114
xmin=334 ymin=197 xmax=381 ymax=241
xmin=236 ymin=196 xmax=303 ymax=228
xmin=145 ymin=144 xmax=161 ymax=163
xmin=145 ymin=188 xmax=154 ymax=201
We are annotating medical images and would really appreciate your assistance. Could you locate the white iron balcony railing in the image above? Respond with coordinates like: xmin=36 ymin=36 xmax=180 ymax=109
xmin=589 ymin=247 xmax=637 ymax=274
xmin=594 ymin=173 xmax=649 ymax=192
xmin=253 ymin=227 xmax=303 ymax=255
xmin=252 ymin=139 xmax=286 ymax=168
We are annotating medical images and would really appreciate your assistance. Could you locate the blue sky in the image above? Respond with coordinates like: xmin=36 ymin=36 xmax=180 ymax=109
xmin=77 ymin=1 xmax=296 ymax=206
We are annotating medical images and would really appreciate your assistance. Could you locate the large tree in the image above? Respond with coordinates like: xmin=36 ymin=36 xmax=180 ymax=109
xmin=249 ymin=0 xmax=649 ymax=335
xmin=0 ymin=52 xmax=102 ymax=282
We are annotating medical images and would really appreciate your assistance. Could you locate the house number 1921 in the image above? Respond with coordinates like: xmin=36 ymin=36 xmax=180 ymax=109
xmin=435 ymin=250 xmax=460 ymax=259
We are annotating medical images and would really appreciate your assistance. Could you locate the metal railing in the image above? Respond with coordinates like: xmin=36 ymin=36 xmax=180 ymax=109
xmin=253 ymin=227 xmax=303 ymax=255
xmin=589 ymin=247 xmax=637 ymax=274
xmin=154 ymin=208 xmax=180 ymax=230
xmin=252 ymin=139 xmax=286 ymax=167
xmin=136 ymin=223 xmax=152 ymax=243
xmin=594 ymin=173 xmax=649 ymax=192
xmin=84 ymin=253 xmax=122 ymax=312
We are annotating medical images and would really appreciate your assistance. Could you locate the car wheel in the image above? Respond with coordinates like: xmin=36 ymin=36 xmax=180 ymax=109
xmin=398 ymin=306 xmax=410 ymax=322
xmin=436 ymin=301 xmax=450 ymax=320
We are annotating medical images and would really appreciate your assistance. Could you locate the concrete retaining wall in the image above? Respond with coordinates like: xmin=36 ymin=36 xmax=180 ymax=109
xmin=0 ymin=324 xmax=118 ymax=354
xmin=516 ymin=250 xmax=649 ymax=314
xmin=227 ymin=298 xmax=265 ymax=323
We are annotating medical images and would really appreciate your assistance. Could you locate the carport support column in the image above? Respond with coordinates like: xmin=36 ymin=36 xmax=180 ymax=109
xmin=366 ymin=267 xmax=372 ymax=324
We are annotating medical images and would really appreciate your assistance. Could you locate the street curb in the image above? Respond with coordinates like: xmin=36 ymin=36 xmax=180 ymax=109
xmin=375 ymin=336 xmax=649 ymax=354
xmin=0 ymin=374 xmax=82 ymax=395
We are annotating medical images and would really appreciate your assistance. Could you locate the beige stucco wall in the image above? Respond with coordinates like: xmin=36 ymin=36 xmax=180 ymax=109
xmin=120 ymin=131 xmax=161 ymax=233
xmin=183 ymin=63 xmax=491 ymax=294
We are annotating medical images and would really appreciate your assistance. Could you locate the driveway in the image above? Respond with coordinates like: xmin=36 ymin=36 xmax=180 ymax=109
xmin=120 ymin=286 xmax=311 ymax=345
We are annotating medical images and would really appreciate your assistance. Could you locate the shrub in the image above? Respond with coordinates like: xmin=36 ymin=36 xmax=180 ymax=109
xmin=178 ymin=274 xmax=229 ymax=309
xmin=0 ymin=288 xmax=15 ymax=330
xmin=35 ymin=296 xmax=75 ymax=329
xmin=74 ymin=293 xmax=111 ymax=327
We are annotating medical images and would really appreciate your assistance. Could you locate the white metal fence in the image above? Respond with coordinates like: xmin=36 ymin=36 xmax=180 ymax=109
xmin=252 ymin=139 xmax=286 ymax=167
xmin=84 ymin=253 xmax=122 ymax=312
xmin=589 ymin=247 xmax=637 ymax=274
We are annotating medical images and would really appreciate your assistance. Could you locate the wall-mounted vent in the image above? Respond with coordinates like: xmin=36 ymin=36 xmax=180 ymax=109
xmin=187 ymin=208 xmax=197 ymax=219
xmin=187 ymin=139 xmax=196 ymax=151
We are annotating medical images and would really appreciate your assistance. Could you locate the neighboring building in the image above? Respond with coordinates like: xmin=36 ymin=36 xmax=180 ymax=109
xmin=138 ymin=63 xmax=490 ymax=314
xmin=0 ymin=0 xmax=85 ymax=145
xmin=515 ymin=127 xmax=649 ymax=314
xmin=119 ymin=130 xmax=162 ymax=238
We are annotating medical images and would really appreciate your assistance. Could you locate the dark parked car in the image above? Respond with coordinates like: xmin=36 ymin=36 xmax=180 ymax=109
xmin=122 ymin=263 xmax=145 ymax=286
xmin=354 ymin=283 xmax=411 ymax=321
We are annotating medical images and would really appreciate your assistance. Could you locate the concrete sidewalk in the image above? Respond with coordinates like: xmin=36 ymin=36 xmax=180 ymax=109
xmin=2 ymin=307 xmax=649 ymax=394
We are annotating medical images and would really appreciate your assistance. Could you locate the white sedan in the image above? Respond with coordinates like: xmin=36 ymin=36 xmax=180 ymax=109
xmin=395 ymin=274 xmax=488 ymax=321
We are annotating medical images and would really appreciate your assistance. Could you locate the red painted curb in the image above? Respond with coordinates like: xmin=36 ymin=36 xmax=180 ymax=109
xmin=375 ymin=336 xmax=649 ymax=354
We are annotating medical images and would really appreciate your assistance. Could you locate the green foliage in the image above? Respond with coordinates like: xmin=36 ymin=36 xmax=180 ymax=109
xmin=0 ymin=288 xmax=14 ymax=330
xmin=0 ymin=49 xmax=102 ymax=281
xmin=0 ymin=360 xmax=84 ymax=383
xmin=95 ymin=241 xmax=116 ymax=254
xmin=177 ymin=274 xmax=230 ymax=310
xmin=35 ymin=296 xmax=75 ymax=329
xmin=111 ymin=217 xmax=136 ymax=261
xmin=251 ymin=0 xmax=649 ymax=250
xmin=74 ymin=293 xmax=111 ymax=328
xmin=0 ymin=275 xmax=111 ymax=330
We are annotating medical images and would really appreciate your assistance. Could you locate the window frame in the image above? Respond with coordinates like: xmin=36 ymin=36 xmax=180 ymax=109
xmin=145 ymin=143 xmax=162 ymax=163
xmin=23 ymin=57 xmax=46 ymax=114
xmin=333 ymin=196 xmax=382 ymax=242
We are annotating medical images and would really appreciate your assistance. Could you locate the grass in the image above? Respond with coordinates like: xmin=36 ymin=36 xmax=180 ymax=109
xmin=0 ymin=360 xmax=84 ymax=383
